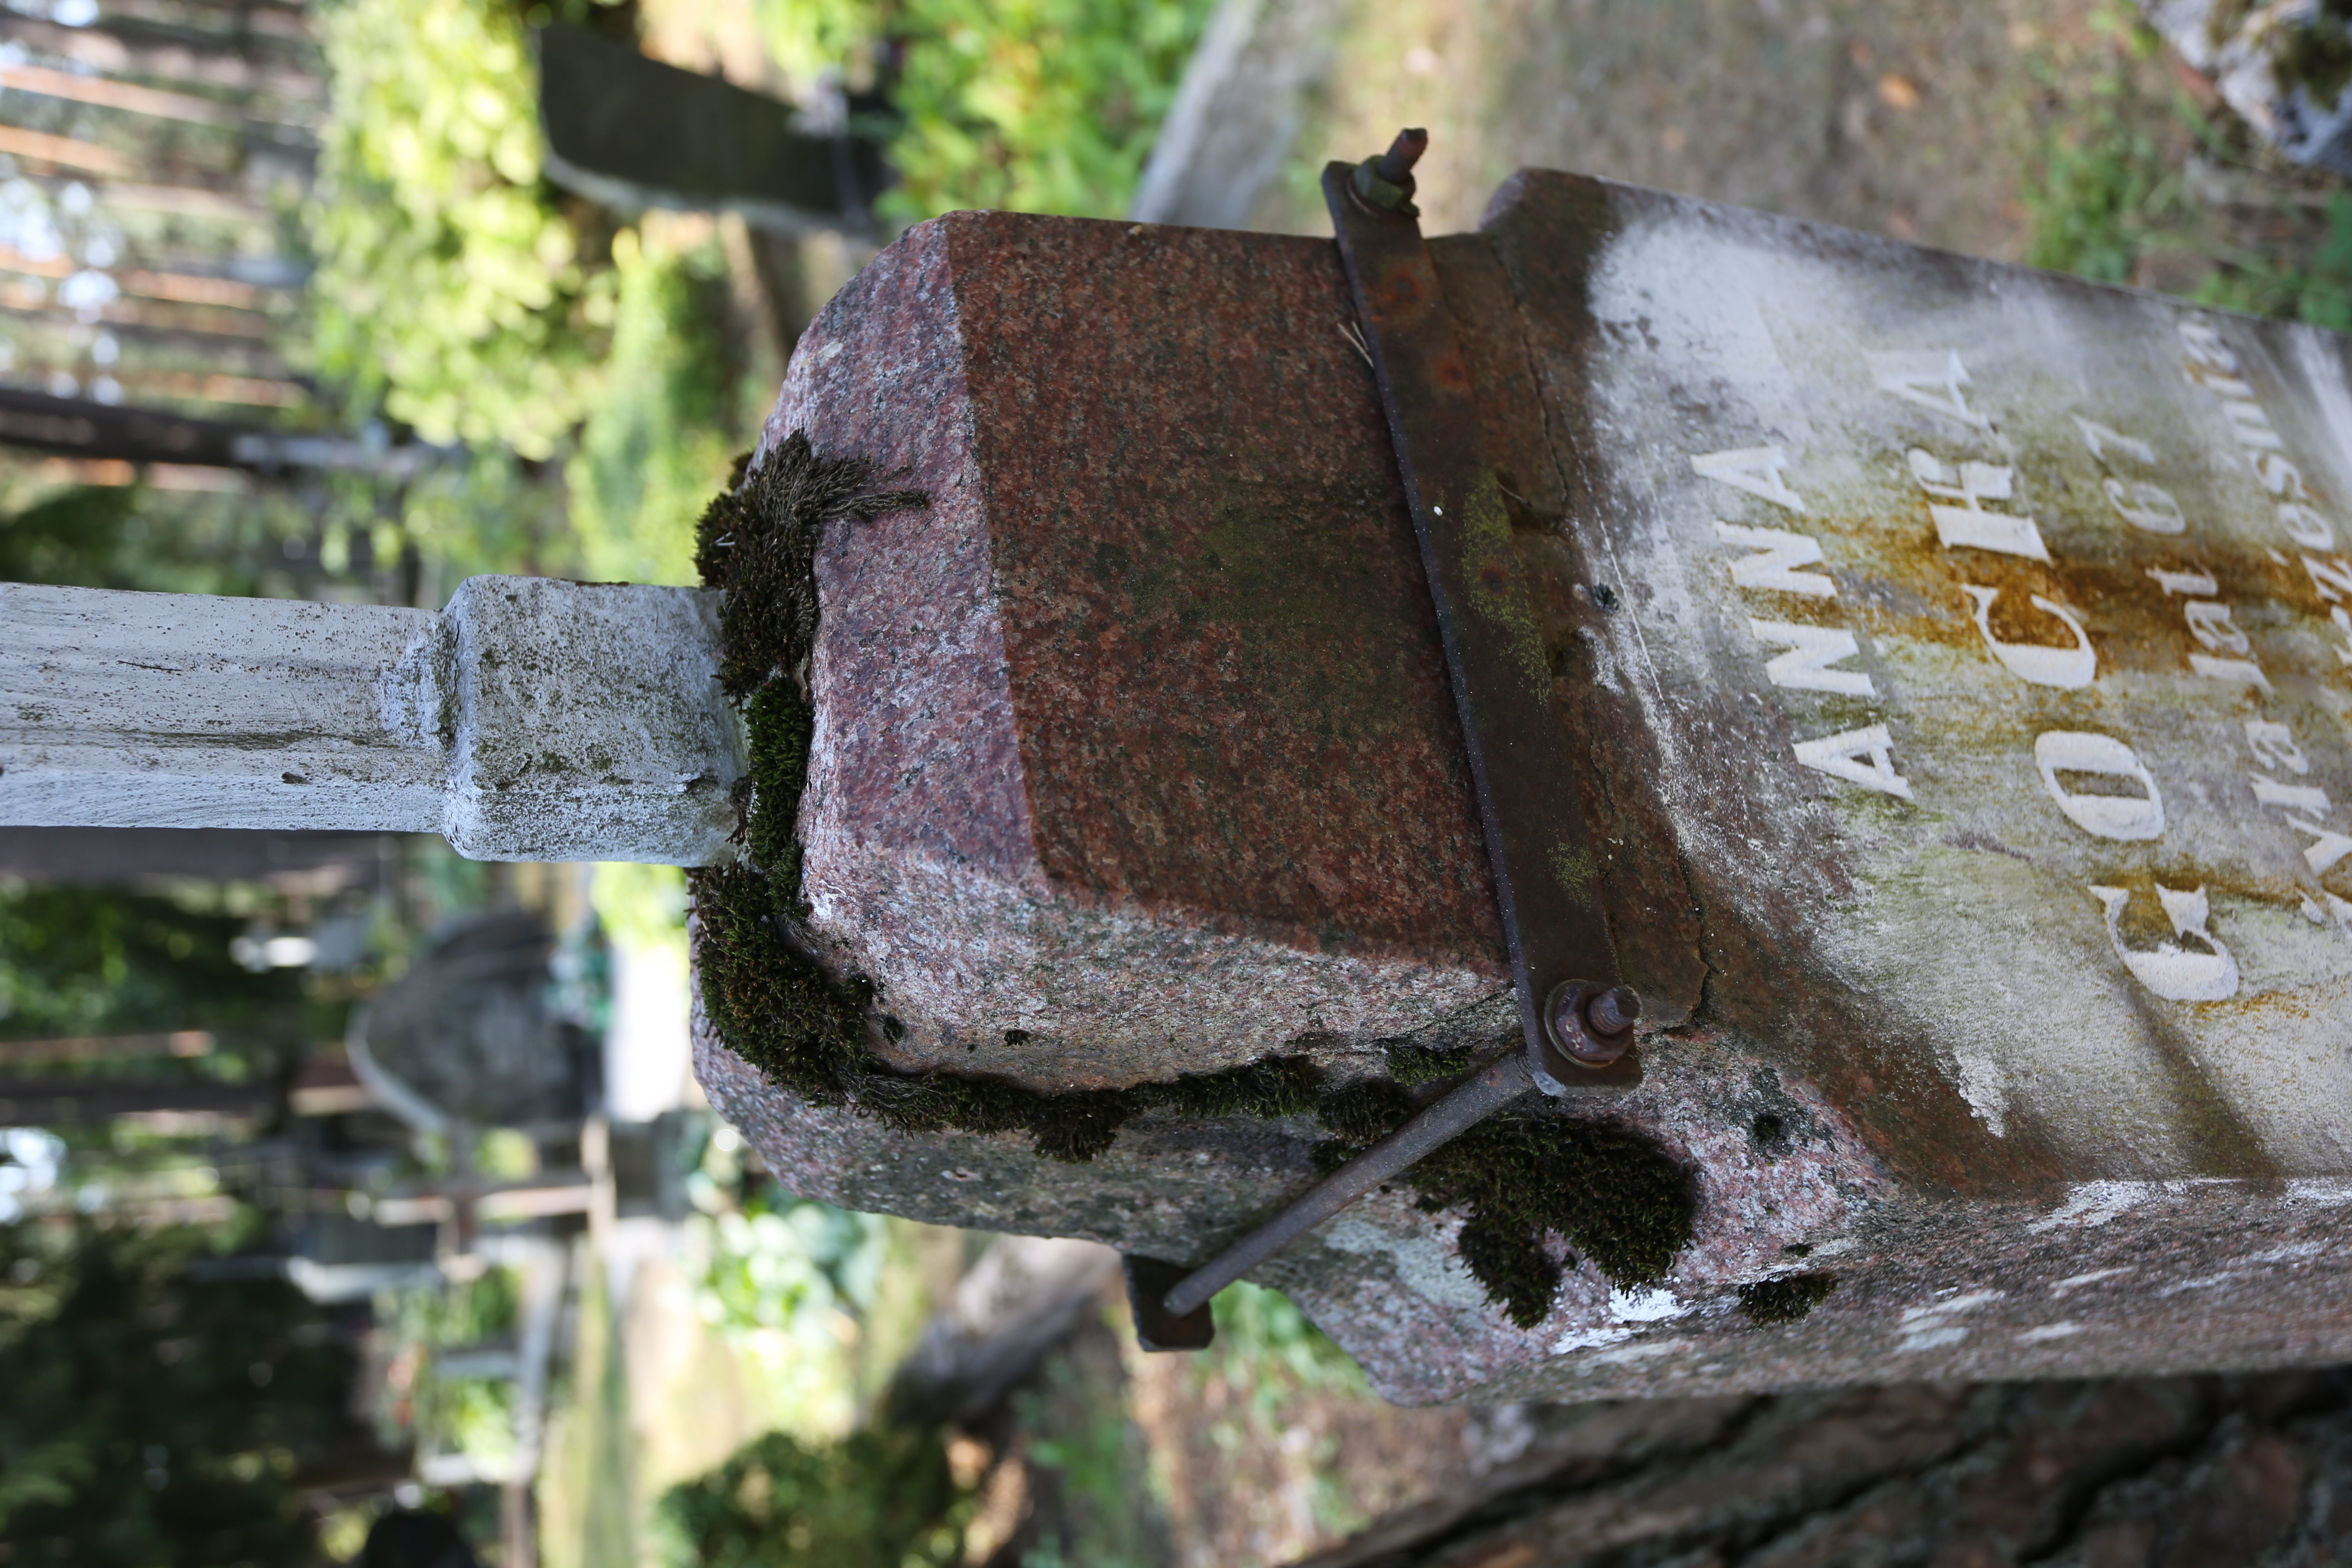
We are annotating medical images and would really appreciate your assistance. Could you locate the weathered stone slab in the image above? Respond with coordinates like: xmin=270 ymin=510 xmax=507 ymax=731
xmin=768 ymin=212 xmax=1515 ymax=1088
xmin=711 ymin=171 xmax=2352 ymax=1401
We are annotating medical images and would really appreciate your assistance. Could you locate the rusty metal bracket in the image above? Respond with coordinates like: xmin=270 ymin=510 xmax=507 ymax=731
xmin=1122 ymin=131 xmax=1641 ymax=1351
xmin=1322 ymin=130 xmax=1635 ymax=1099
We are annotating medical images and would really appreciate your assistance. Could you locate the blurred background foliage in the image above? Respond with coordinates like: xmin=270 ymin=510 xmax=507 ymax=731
xmin=0 ymin=884 xmax=310 ymax=1049
xmin=310 ymin=0 xmax=619 ymax=459
xmin=0 ymin=1222 xmax=365 ymax=1568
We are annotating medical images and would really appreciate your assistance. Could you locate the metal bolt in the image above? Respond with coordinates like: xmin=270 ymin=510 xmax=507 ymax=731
xmin=1352 ymin=127 xmax=1429 ymax=215
xmin=1374 ymin=127 xmax=1429 ymax=188
xmin=1543 ymin=979 xmax=1640 ymax=1068
xmin=1585 ymin=984 xmax=1641 ymax=1038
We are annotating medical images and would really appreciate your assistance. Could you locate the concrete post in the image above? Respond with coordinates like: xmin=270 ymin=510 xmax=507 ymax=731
xmin=0 ymin=575 xmax=742 ymax=863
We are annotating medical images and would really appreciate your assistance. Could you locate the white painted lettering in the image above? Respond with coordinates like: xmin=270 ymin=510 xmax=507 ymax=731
xmin=2183 ymin=601 xmax=2251 ymax=655
xmin=1871 ymin=349 xmax=1989 ymax=428
xmin=2255 ymin=453 xmax=2306 ymax=497
xmin=1714 ymin=521 xmax=1837 ymax=597
xmin=2089 ymin=884 xmax=2239 ymax=1002
xmin=2245 ymin=719 xmax=2311 ymax=775
xmin=1692 ymin=446 xmax=1809 ymax=512
xmin=1911 ymin=451 xmax=2049 ymax=559
xmin=2221 ymin=398 xmax=2284 ymax=450
xmin=2178 ymin=319 xmax=2239 ymax=374
xmin=2074 ymin=417 xmax=2156 ymax=465
xmin=2302 ymin=555 xmax=2352 ymax=602
xmin=1793 ymin=724 xmax=1914 ymax=799
xmin=2187 ymin=655 xmax=2272 ymax=691
xmin=2146 ymin=566 xmax=2218 ymax=597
xmin=1749 ymin=620 xmax=1877 ymax=696
xmin=2286 ymin=817 xmax=2352 ymax=875
xmin=2195 ymin=372 xmax=2259 ymax=400
xmin=2104 ymin=478 xmax=2187 ymax=535
xmin=2036 ymin=731 xmax=2165 ymax=841
xmin=2251 ymin=776 xmax=2333 ymax=815
xmin=1933 ymin=507 xmax=2051 ymax=559
xmin=2280 ymin=503 xmax=2336 ymax=549
xmin=1960 ymin=586 xmax=2096 ymax=689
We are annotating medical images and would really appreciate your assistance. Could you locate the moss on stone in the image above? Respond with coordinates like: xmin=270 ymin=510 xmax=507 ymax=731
xmin=1315 ymin=1079 xmax=1697 ymax=1330
xmin=742 ymin=681 xmax=813 ymax=913
xmin=1737 ymin=1273 xmax=1838 ymax=1326
xmin=692 ymin=828 xmax=1323 ymax=1165
xmin=689 ymin=438 xmax=1337 ymax=1168
xmin=695 ymin=433 xmax=927 ymax=702
xmin=1383 ymin=1040 xmax=1477 ymax=1086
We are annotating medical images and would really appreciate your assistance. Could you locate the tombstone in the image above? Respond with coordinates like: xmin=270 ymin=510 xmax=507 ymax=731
xmin=354 ymin=911 xmax=596 ymax=1131
xmin=5 ymin=153 xmax=2350 ymax=1404
xmin=534 ymin=24 xmax=889 ymax=237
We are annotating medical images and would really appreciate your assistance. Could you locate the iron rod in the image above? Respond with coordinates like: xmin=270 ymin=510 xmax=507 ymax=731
xmin=1160 ymin=1049 xmax=1534 ymax=1319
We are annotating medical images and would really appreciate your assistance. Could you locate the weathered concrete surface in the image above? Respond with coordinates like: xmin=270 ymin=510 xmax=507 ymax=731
xmin=0 ymin=576 xmax=743 ymax=864
xmin=711 ymin=176 xmax=2352 ymax=1401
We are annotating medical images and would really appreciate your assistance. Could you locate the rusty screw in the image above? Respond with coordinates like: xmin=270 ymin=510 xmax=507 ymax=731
xmin=1352 ymin=127 xmax=1429 ymax=215
xmin=1374 ymin=127 xmax=1428 ymax=188
xmin=1543 ymin=979 xmax=1641 ymax=1068
xmin=1585 ymin=984 xmax=1641 ymax=1038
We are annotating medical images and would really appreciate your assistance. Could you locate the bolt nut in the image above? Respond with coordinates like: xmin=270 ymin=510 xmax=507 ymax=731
xmin=1541 ymin=979 xmax=1639 ymax=1069
xmin=1351 ymin=127 xmax=1429 ymax=216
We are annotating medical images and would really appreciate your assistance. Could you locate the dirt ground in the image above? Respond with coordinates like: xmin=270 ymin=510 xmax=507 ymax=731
xmin=1253 ymin=0 xmax=2340 ymax=294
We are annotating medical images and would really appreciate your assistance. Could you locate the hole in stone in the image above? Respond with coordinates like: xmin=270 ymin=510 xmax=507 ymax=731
xmin=1591 ymin=582 xmax=1622 ymax=614
xmin=881 ymin=1015 xmax=904 ymax=1042
xmin=1003 ymin=1029 xmax=1033 ymax=1046
xmin=1782 ymin=1243 xmax=1812 ymax=1258
xmin=1751 ymin=1111 xmax=1789 ymax=1154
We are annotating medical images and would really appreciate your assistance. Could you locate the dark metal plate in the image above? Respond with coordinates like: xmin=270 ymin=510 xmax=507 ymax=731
xmin=1323 ymin=156 xmax=1636 ymax=1095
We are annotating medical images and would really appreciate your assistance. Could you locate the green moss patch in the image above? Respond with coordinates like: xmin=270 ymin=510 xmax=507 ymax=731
xmin=693 ymin=857 xmax=1317 ymax=1163
xmin=695 ymin=433 xmax=929 ymax=702
xmin=1382 ymin=1040 xmax=1477 ymax=1086
xmin=1737 ymin=1273 xmax=1838 ymax=1326
xmin=1314 ymin=1080 xmax=1696 ymax=1330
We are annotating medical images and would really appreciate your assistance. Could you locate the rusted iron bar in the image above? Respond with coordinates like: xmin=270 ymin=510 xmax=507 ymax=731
xmin=1168 ymin=1049 xmax=1533 ymax=1319
xmin=1129 ymin=976 xmax=1644 ymax=1350
xmin=1322 ymin=130 xmax=1637 ymax=1098
xmin=1126 ymin=130 xmax=1652 ymax=1350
